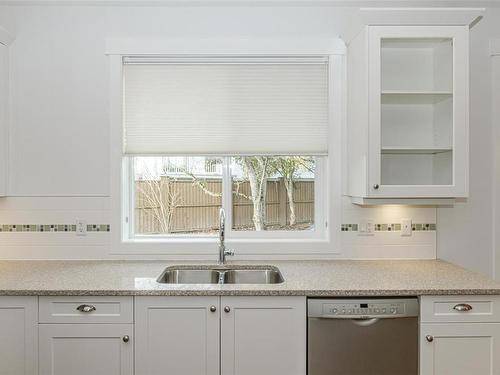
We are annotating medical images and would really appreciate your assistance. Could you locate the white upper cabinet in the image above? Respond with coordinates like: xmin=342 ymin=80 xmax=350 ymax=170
xmin=347 ymin=25 xmax=469 ymax=203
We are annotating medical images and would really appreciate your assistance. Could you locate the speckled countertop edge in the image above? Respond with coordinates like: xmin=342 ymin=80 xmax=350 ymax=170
xmin=2 ymin=289 xmax=500 ymax=297
xmin=1 ymin=259 xmax=500 ymax=297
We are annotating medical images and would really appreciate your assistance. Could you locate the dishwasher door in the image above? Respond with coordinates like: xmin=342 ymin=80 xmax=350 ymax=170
xmin=308 ymin=298 xmax=418 ymax=375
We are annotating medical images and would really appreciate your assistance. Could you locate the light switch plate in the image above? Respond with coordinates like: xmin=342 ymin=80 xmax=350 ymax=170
xmin=76 ymin=219 xmax=87 ymax=236
xmin=401 ymin=219 xmax=412 ymax=236
xmin=359 ymin=219 xmax=374 ymax=236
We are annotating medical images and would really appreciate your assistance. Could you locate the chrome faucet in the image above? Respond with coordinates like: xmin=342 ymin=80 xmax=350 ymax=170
xmin=218 ymin=208 xmax=234 ymax=265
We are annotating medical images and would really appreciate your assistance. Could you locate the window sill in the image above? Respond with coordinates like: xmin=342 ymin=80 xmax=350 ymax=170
xmin=110 ymin=237 xmax=339 ymax=257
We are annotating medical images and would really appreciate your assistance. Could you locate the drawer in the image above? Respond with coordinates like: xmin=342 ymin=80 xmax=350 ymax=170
xmin=39 ymin=296 xmax=133 ymax=324
xmin=420 ymin=295 xmax=500 ymax=323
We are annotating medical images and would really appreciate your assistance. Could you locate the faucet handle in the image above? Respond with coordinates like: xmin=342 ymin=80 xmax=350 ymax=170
xmin=225 ymin=249 xmax=235 ymax=257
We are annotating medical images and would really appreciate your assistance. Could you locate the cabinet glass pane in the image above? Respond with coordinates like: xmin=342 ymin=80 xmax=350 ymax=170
xmin=380 ymin=38 xmax=453 ymax=186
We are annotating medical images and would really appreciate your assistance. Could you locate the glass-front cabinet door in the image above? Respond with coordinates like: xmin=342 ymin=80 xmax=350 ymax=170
xmin=367 ymin=26 xmax=468 ymax=198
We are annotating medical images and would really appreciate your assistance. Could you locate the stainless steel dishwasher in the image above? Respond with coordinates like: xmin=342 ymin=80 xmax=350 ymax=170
xmin=308 ymin=298 xmax=419 ymax=375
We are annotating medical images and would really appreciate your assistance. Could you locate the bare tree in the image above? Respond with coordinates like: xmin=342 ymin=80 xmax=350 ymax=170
xmin=181 ymin=168 xmax=250 ymax=201
xmin=271 ymin=157 xmax=314 ymax=226
xmin=183 ymin=157 xmax=270 ymax=231
xmin=238 ymin=156 xmax=271 ymax=231
xmin=136 ymin=175 xmax=180 ymax=234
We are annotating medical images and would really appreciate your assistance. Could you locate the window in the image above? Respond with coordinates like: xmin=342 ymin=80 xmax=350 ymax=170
xmin=131 ymin=156 xmax=322 ymax=237
xmin=122 ymin=56 xmax=329 ymax=241
xmin=230 ymin=156 xmax=317 ymax=232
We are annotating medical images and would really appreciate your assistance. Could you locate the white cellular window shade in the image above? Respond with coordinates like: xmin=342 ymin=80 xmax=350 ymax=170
xmin=123 ymin=57 xmax=329 ymax=155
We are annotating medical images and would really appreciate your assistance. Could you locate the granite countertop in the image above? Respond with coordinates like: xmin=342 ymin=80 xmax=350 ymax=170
xmin=0 ymin=259 xmax=499 ymax=297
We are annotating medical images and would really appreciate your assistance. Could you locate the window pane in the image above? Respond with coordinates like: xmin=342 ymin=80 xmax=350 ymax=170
xmin=133 ymin=157 xmax=222 ymax=235
xmin=231 ymin=156 xmax=315 ymax=231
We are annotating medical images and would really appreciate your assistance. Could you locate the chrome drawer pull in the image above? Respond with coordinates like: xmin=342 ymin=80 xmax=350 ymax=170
xmin=76 ymin=304 xmax=97 ymax=313
xmin=453 ymin=303 xmax=473 ymax=312
xmin=425 ymin=335 xmax=434 ymax=342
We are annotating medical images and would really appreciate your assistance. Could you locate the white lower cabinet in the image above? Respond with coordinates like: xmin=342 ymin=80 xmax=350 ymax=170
xmin=135 ymin=296 xmax=306 ymax=375
xmin=11 ymin=293 xmax=500 ymax=375
xmin=221 ymin=296 xmax=306 ymax=375
xmin=420 ymin=323 xmax=500 ymax=375
xmin=38 ymin=324 xmax=134 ymax=375
xmin=135 ymin=296 xmax=220 ymax=375
xmin=420 ymin=295 xmax=500 ymax=375
xmin=0 ymin=296 xmax=38 ymax=375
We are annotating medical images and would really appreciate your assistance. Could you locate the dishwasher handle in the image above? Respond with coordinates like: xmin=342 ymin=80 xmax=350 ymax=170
xmin=350 ymin=318 xmax=380 ymax=326
xmin=313 ymin=316 xmax=381 ymax=326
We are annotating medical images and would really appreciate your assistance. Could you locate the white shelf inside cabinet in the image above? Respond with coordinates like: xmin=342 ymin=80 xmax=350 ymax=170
xmin=381 ymin=91 xmax=453 ymax=104
xmin=381 ymin=147 xmax=452 ymax=155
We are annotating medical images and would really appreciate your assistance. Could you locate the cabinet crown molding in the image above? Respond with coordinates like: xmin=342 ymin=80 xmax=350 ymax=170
xmin=360 ymin=7 xmax=484 ymax=27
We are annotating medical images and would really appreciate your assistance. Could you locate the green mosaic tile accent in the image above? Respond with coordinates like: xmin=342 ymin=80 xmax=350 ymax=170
xmin=341 ymin=224 xmax=358 ymax=231
xmin=341 ymin=223 xmax=435 ymax=232
xmin=0 ymin=224 xmax=110 ymax=233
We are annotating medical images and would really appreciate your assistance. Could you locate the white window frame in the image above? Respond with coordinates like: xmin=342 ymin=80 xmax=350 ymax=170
xmin=124 ymin=155 xmax=326 ymax=240
xmin=108 ymin=37 xmax=345 ymax=258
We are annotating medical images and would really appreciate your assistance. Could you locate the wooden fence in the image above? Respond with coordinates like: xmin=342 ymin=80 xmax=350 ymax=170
xmin=135 ymin=178 xmax=314 ymax=234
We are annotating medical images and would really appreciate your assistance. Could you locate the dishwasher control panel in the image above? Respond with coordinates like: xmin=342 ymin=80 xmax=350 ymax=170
xmin=308 ymin=298 xmax=419 ymax=319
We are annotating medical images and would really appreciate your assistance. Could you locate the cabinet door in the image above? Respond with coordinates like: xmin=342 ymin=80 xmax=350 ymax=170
xmin=420 ymin=323 xmax=500 ymax=375
xmin=368 ymin=25 xmax=469 ymax=198
xmin=221 ymin=296 xmax=306 ymax=375
xmin=0 ymin=296 xmax=37 ymax=375
xmin=135 ymin=296 xmax=220 ymax=375
xmin=39 ymin=324 xmax=133 ymax=375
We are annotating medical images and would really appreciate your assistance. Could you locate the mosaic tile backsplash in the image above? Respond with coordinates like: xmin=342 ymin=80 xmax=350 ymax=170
xmin=0 ymin=224 xmax=110 ymax=232
xmin=341 ymin=223 xmax=436 ymax=232
xmin=0 ymin=224 xmax=433 ymax=233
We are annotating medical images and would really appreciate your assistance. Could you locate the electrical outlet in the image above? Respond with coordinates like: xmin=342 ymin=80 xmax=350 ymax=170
xmin=76 ymin=219 xmax=87 ymax=236
xmin=401 ymin=219 xmax=412 ymax=236
xmin=359 ymin=219 xmax=374 ymax=236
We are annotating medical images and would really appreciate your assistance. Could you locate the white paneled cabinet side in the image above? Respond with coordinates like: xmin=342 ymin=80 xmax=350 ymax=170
xmin=346 ymin=25 xmax=470 ymax=205
xmin=0 ymin=297 xmax=38 ymax=375
xmin=0 ymin=41 xmax=9 ymax=197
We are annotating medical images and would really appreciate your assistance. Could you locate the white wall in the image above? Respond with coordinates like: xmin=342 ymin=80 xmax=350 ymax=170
xmin=0 ymin=3 xmax=489 ymax=263
xmin=492 ymin=39 xmax=500 ymax=281
xmin=437 ymin=9 xmax=500 ymax=277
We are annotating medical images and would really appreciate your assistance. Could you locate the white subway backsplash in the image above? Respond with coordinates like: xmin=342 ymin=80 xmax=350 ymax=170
xmin=0 ymin=196 xmax=436 ymax=260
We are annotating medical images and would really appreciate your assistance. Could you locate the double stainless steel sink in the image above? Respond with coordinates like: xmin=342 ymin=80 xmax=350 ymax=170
xmin=157 ymin=265 xmax=284 ymax=285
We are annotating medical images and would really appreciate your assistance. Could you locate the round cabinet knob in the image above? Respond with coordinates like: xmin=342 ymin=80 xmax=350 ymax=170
xmin=425 ymin=335 xmax=434 ymax=342
xmin=373 ymin=184 xmax=380 ymax=190
xmin=210 ymin=306 xmax=217 ymax=312
xmin=123 ymin=335 xmax=130 ymax=343
xmin=224 ymin=306 xmax=231 ymax=313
